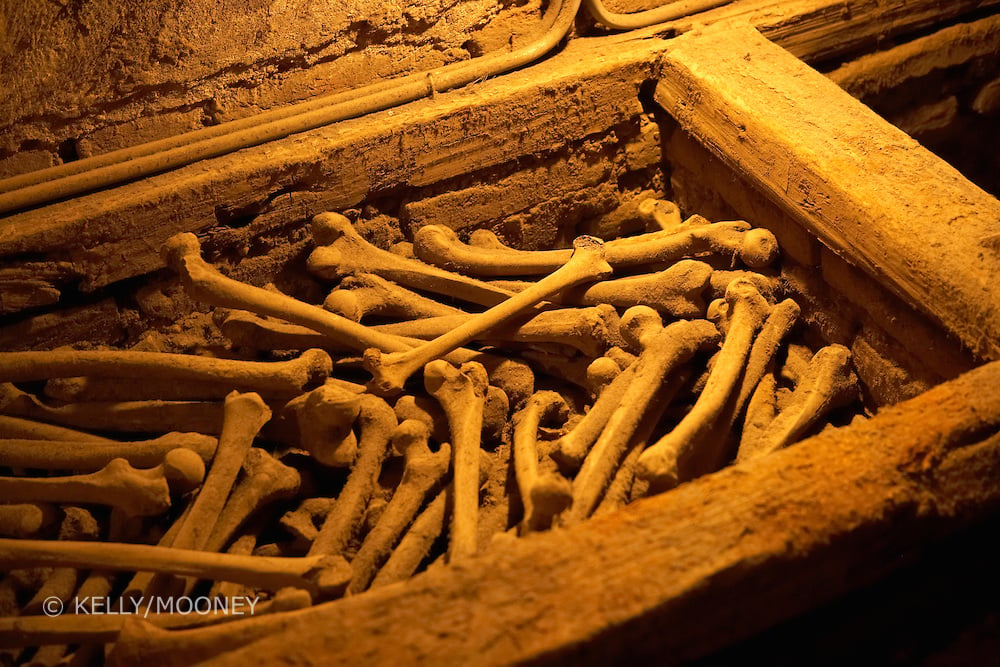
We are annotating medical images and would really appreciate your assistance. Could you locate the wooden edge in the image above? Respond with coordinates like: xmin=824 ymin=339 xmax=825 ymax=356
xmin=103 ymin=361 xmax=1000 ymax=666
xmin=653 ymin=23 xmax=1000 ymax=360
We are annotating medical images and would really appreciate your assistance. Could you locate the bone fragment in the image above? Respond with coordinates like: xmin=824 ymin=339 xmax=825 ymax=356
xmin=637 ymin=279 xmax=771 ymax=489
xmin=567 ymin=315 xmax=718 ymax=523
xmin=424 ymin=360 xmax=488 ymax=561
xmin=513 ymin=391 xmax=571 ymax=533
xmin=347 ymin=421 xmax=451 ymax=594
xmin=280 ymin=497 xmax=334 ymax=548
xmin=324 ymin=273 xmax=465 ymax=321
xmin=364 ymin=236 xmax=612 ymax=394
xmin=737 ymin=344 xmax=857 ymax=462
xmin=283 ymin=382 xmax=361 ymax=467
xmin=307 ymin=212 xmax=515 ymax=307
xmin=0 ymin=349 xmax=331 ymax=397
xmin=637 ymin=198 xmax=683 ymax=232
xmin=586 ymin=356 xmax=622 ymax=398
xmin=0 ymin=432 xmax=217 ymax=471
xmin=308 ymin=395 xmax=396 ymax=557
xmin=370 ymin=488 xmax=447 ymax=589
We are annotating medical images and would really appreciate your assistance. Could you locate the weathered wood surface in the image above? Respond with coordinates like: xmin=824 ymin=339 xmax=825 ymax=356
xmin=0 ymin=0 xmax=993 ymax=303
xmin=655 ymin=24 xmax=1000 ymax=361
xmin=100 ymin=361 xmax=1000 ymax=666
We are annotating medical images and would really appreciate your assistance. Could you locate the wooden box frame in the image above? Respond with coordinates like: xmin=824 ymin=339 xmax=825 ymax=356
xmin=2 ymin=1 xmax=1000 ymax=663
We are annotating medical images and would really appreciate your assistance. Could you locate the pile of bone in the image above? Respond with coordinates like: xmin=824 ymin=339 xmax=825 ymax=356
xmin=0 ymin=200 xmax=862 ymax=662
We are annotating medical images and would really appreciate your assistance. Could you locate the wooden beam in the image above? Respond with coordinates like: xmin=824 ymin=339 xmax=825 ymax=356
xmin=107 ymin=361 xmax=1000 ymax=666
xmin=654 ymin=24 xmax=1000 ymax=360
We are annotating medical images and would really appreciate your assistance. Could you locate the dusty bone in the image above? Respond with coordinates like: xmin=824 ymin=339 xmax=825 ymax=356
xmin=483 ymin=384 xmax=510 ymax=445
xmin=0 ymin=383 xmax=226 ymax=434
xmin=733 ymin=299 xmax=802 ymax=414
xmin=554 ymin=360 xmax=639 ymax=468
xmin=0 ymin=538 xmax=350 ymax=598
xmin=218 ymin=309 xmax=349 ymax=353
xmin=0 ymin=415 xmax=112 ymax=442
xmin=0 ymin=503 xmax=58 ymax=538
xmin=710 ymin=269 xmax=781 ymax=302
xmin=283 ymin=382 xmax=361 ymax=467
xmin=739 ymin=372 xmax=778 ymax=458
xmin=567 ymin=315 xmax=718 ymax=523
xmin=203 ymin=449 xmax=301 ymax=554
xmin=637 ymin=279 xmax=772 ymax=489
xmin=737 ymin=344 xmax=857 ymax=462
xmin=370 ymin=488 xmax=447 ymax=588
xmin=0 ymin=455 xmax=188 ymax=517
xmin=280 ymin=497 xmax=334 ymax=547
xmin=364 ymin=236 xmax=612 ymax=394
xmin=637 ymin=198 xmax=683 ymax=231
xmin=0 ymin=432 xmax=217 ymax=471
xmin=22 ymin=507 xmax=100 ymax=617
xmin=323 ymin=273 xmax=465 ymax=322
xmin=372 ymin=305 xmax=624 ymax=358
xmin=164 ymin=232 xmax=413 ymax=355
xmin=468 ymin=229 xmax=510 ymax=250
xmin=414 ymin=221 xmax=778 ymax=275
xmin=0 ymin=349 xmax=332 ymax=397
xmin=167 ymin=392 xmax=271 ymax=554
xmin=347 ymin=421 xmax=451 ymax=594
xmin=513 ymin=391 xmax=572 ymax=533
xmin=308 ymin=394 xmax=397 ymax=557
xmin=424 ymin=360 xmax=488 ymax=561
xmin=307 ymin=212 xmax=516 ymax=307
xmin=586 ymin=356 xmax=622 ymax=398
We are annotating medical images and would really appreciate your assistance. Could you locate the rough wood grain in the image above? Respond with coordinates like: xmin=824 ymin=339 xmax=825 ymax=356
xmin=126 ymin=361 xmax=1000 ymax=666
xmin=654 ymin=24 xmax=1000 ymax=361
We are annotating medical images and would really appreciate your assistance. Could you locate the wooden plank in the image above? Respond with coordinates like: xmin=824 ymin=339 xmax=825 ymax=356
xmin=107 ymin=361 xmax=1000 ymax=666
xmin=654 ymin=24 xmax=1000 ymax=360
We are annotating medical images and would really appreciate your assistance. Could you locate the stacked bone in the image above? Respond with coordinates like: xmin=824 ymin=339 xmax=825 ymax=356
xmin=0 ymin=200 xmax=863 ymax=664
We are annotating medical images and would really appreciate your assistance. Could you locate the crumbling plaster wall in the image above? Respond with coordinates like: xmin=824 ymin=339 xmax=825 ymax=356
xmin=0 ymin=0 xmax=559 ymax=178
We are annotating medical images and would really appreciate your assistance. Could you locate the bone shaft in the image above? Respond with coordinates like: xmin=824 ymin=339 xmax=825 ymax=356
xmin=0 ymin=416 xmax=113 ymax=442
xmin=557 ymin=365 xmax=637 ymax=465
xmin=448 ymin=403 xmax=484 ymax=561
xmin=370 ymin=490 xmax=448 ymax=588
xmin=0 ymin=436 xmax=216 ymax=470
xmin=0 ymin=539 xmax=317 ymax=592
xmin=0 ymin=474 xmax=163 ymax=515
xmin=0 ymin=351 xmax=321 ymax=395
xmin=8 ymin=399 xmax=226 ymax=435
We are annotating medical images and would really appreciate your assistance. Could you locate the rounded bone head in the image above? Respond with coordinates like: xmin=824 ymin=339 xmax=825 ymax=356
xmin=162 ymin=448 xmax=206 ymax=493
xmin=391 ymin=419 xmax=432 ymax=459
xmin=311 ymin=211 xmax=353 ymax=245
xmin=324 ymin=289 xmax=363 ymax=321
xmin=740 ymin=228 xmax=780 ymax=268
xmin=423 ymin=360 xmax=489 ymax=400
xmin=160 ymin=232 xmax=201 ymax=268
xmin=621 ymin=305 xmax=663 ymax=351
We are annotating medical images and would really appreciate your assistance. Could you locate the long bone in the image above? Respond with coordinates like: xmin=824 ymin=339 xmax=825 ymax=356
xmin=373 ymin=305 xmax=624 ymax=357
xmin=215 ymin=308 xmax=534 ymax=406
xmin=521 ymin=348 xmax=593 ymax=391
xmin=710 ymin=269 xmax=781 ymax=303
xmin=0 ymin=383 xmax=226 ymax=434
xmin=637 ymin=198 xmax=683 ymax=232
xmin=413 ymin=221 xmax=778 ymax=276
xmin=737 ymin=344 xmax=857 ymax=462
xmin=203 ymin=449 xmax=301 ymax=554
xmin=0 ymin=539 xmax=350 ymax=598
xmin=307 ymin=212 xmax=516 ymax=307
xmin=0 ymin=432 xmax=217 ymax=471
xmin=424 ymin=360 xmax=488 ymax=561
xmin=554 ymin=361 xmax=639 ymax=469
xmin=308 ymin=394 xmax=397 ymax=557
xmin=0 ymin=349 xmax=332 ymax=397
xmin=324 ymin=273 xmax=466 ymax=322
xmin=370 ymin=487 xmax=446 ymax=588
xmin=364 ymin=236 xmax=612 ymax=395
xmin=347 ymin=420 xmax=451 ymax=594
xmin=513 ymin=391 xmax=572 ymax=534
xmin=492 ymin=261 xmax=713 ymax=319
xmin=566 ymin=314 xmax=718 ymax=523
xmin=164 ymin=232 xmax=413 ymax=355
xmin=637 ymin=279 xmax=772 ymax=489
xmin=0 ymin=452 xmax=201 ymax=517
xmin=0 ymin=415 xmax=113 ymax=442
xmin=0 ymin=503 xmax=58 ymax=538
xmin=586 ymin=356 xmax=622 ymax=398
xmin=280 ymin=497 xmax=334 ymax=549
